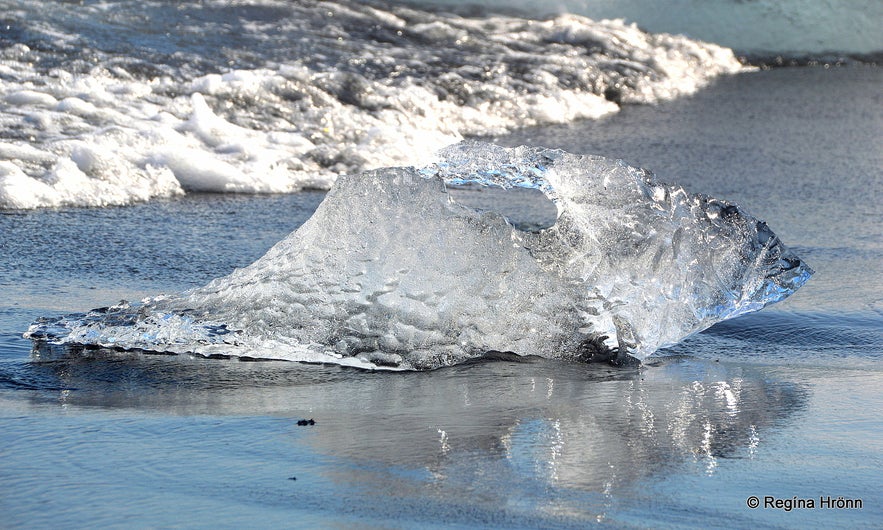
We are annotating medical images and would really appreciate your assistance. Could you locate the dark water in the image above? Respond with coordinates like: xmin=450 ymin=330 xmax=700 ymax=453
xmin=1 ymin=67 xmax=881 ymax=528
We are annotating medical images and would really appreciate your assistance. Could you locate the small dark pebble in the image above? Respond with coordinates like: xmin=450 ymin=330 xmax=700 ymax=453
xmin=297 ymin=419 xmax=316 ymax=426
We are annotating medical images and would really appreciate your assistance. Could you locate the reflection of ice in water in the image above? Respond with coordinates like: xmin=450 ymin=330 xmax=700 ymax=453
xmin=300 ymin=359 xmax=805 ymax=519
xmin=26 ymin=347 xmax=806 ymax=521
xmin=499 ymin=369 xmax=768 ymax=489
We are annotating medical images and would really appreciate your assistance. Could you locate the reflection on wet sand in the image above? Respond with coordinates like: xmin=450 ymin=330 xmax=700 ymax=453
xmin=19 ymin=347 xmax=806 ymax=521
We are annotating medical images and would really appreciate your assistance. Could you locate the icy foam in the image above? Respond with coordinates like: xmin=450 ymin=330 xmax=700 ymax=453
xmin=434 ymin=0 xmax=883 ymax=56
xmin=26 ymin=143 xmax=812 ymax=369
xmin=0 ymin=1 xmax=745 ymax=209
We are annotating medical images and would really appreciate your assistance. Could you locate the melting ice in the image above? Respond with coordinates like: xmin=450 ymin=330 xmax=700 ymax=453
xmin=26 ymin=143 xmax=813 ymax=370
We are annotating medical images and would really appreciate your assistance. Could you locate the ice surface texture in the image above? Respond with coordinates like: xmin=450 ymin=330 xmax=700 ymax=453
xmin=26 ymin=143 xmax=812 ymax=369
xmin=0 ymin=0 xmax=743 ymax=208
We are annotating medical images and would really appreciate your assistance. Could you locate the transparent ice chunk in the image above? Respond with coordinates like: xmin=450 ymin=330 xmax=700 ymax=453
xmin=26 ymin=142 xmax=812 ymax=369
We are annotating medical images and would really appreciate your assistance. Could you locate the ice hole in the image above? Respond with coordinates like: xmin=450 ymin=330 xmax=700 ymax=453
xmin=446 ymin=185 xmax=559 ymax=232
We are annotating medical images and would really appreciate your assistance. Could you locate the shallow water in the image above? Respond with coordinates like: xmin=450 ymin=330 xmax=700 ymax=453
xmin=2 ymin=67 xmax=881 ymax=527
